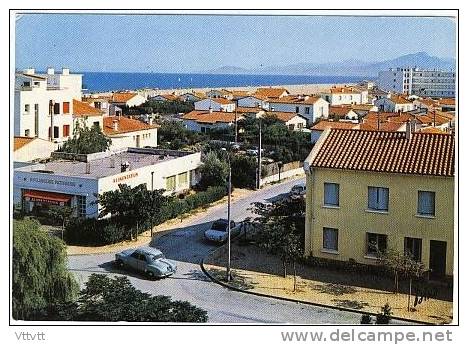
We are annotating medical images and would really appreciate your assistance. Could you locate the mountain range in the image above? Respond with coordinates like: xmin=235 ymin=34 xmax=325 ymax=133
xmin=206 ymin=52 xmax=455 ymax=77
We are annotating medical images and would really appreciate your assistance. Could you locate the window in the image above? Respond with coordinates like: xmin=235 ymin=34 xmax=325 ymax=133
xmin=24 ymin=104 xmax=30 ymax=114
xmin=368 ymin=186 xmax=389 ymax=211
xmin=418 ymin=191 xmax=435 ymax=216
xmin=178 ymin=172 xmax=188 ymax=187
xmin=366 ymin=232 xmax=387 ymax=256
xmin=166 ymin=175 xmax=176 ymax=191
xmin=63 ymin=102 xmax=70 ymax=114
xmin=63 ymin=125 xmax=70 ymax=137
xmin=76 ymin=195 xmax=86 ymax=217
xmin=53 ymin=126 xmax=59 ymax=139
xmin=404 ymin=237 xmax=422 ymax=261
xmin=93 ymin=121 xmax=100 ymax=128
xmin=201 ymin=127 xmax=206 ymax=133
xmin=288 ymin=124 xmax=295 ymax=130
xmin=53 ymin=103 xmax=60 ymax=114
xmin=295 ymin=106 xmax=300 ymax=113
xmin=24 ymin=129 xmax=30 ymax=136
xmin=324 ymin=183 xmax=339 ymax=206
xmin=305 ymin=107 xmax=310 ymax=114
xmin=323 ymin=228 xmax=338 ymax=251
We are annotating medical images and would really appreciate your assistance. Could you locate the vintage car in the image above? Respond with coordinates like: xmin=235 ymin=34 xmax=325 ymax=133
xmin=115 ymin=247 xmax=177 ymax=279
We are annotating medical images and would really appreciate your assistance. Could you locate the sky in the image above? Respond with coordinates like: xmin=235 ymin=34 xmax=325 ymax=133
xmin=15 ymin=14 xmax=456 ymax=73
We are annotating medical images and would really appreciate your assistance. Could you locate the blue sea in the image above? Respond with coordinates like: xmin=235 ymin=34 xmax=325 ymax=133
xmin=81 ymin=72 xmax=367 ymax=93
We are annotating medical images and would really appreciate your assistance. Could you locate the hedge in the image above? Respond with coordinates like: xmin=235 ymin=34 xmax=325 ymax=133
xmin=64 ymin=185 xmax=227 ymax=246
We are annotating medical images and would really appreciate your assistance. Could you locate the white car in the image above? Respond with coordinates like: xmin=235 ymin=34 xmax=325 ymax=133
xmin=204 ymin=219 xmax=241 ymax=243
xmin=290 ymin=184 xmax=306 ymax=198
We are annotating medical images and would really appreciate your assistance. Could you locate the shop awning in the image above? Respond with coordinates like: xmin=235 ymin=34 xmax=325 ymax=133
xmin=23 ymin=190 xmax=72 ymax=205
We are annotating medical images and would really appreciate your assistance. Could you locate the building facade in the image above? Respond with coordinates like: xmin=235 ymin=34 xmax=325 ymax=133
xmin=13 ymin=148 xmax=202 ymax=218
xmin=377 ymin=68 xmax=456 ymax=98
xmin=14 ymin=68 xmax=82 ymax=143
xmin=304 ymin=128 xmax=454 ymax=278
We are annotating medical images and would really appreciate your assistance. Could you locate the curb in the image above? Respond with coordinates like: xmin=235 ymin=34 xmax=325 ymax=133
xmin=200 ymin=250 xmax=435 ymax=325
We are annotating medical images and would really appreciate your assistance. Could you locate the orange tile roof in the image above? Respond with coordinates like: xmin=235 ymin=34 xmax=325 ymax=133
xmin=73 ymin=99 xmax=103 ymax=117
xmin=157 ymin=94 xmax=179 ymax=101
xmin=236 ymin=107 xmax=264 ymax=113
xmin=182 ymin=110 xmax=242 ymax=124
xmin=111 ymin=92 xmax=138 ymax=103
xmin=310 ymin=129 xmax=454 ymax=176
xmin=14 ymin=136 xmax=35 ymax=151
xmin=311 ymin=121 xmax=357 ymax=131
xmin=417 ymin=111 xmax=454 ymax=126
xmin=200 ymin=97 xmax=235 ymax=105
xmin=418 ymin=127 xmax=449 ymax=134
xmin=329 ymin=106 xmax=357 ymax=117
xmin=265 ymin=112 xmax=305 ymax=123
xmin=364 ymin=112 xmax=415 ymax=123
xmin=103 ymin=116 xmax=159 ymax=135
xmin=438 ymin=98 xmax=456 ymax=106
xmin=390 ymin=95 xmax=412 ymax=104
xmin=329 ymin=86 xmax=360 ymax=94
xmin=254 ymin=87 xmax=289 ymax=99
xmin=357 ymin=121 xmax=405 ymax=132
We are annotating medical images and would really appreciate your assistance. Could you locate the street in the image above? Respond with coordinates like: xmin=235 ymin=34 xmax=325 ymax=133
xmin=68 ymin=177 xmax=363 ymax=323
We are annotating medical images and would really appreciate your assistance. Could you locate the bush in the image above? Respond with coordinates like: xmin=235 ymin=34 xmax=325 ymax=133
xmin=231 ymin=155 xmax=257 ymax=189
xmin=65 ymin=186 xmax=227 ymax=246
xmin=360 ymin=314 xmax=373 ymax=324
xmin=375 ymin=303 xmax=392 ymax=324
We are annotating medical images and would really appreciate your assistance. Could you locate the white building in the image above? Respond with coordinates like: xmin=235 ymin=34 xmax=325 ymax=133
xmin=13 ymin=137 xmax=57 ymax=164
xmin=72 ymin=99 xmax=104 ymax=130
xmin=110 ymin=92 xmax=146 ymax=107
xmin=179 ymin=92 xmax=204 ymax=102
xmin=149 ymin=94 xmax=179 ymax=102
xmin=265 ymin=112 xmax=307 ymax=131
xmin=320 ymin=86 xmax=367 ymax=106
xmin=374 ymin=95 xmax=416 ymax=113
xmin=206 ymin=89 xmax=233 ymax=99
xmin=236 ymin=96 xmax=269 ymax=109
xmin=14 ymin=68 xmax=82 ymax=143
xmin=102 ymin=116 xmax=159 ymax=150
xmin=194 ymin=98 xmax=236 ymax=112
xmin=182 ymin=110 xmax=244 ymax=133
xmin=377 ymin=68 xmax=456 ymax=98
xmin=268 ymin=96 xmax=329 ymax=124
xmin=13 ymin=148 xmax=202 ymax=218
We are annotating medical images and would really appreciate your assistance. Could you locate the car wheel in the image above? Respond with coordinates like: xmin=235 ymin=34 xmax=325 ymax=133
xmin=115 ymin=259 xmax=124 ymax=268
xmin=147 ymin=271 xmax=155 ymax=280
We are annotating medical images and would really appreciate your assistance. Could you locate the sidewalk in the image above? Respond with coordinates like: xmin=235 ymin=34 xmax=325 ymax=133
xmin=203 ymin=242 xmax=453 ymax=324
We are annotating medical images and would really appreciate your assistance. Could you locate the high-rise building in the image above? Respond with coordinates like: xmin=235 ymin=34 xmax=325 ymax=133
xmin=377 ymin=68 xmax=455 ymax=98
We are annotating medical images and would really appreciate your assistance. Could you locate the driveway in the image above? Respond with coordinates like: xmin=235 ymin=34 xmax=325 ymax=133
xmin=68 ymin=177 xmax=363 ymax=323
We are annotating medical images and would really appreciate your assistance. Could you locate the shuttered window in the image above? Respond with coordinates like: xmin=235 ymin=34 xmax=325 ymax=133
xmin=368 ymin=186 xmax=389 ymax=211
xmin=418 ymin=191 xmax=435 ymax=216
xmin=324 ymin=183 xmax=339 ymax=206
xmin=323 ymin=228 xmax=338 ymax=251
xmin=63 ymin=102 xmax=70 ymax=114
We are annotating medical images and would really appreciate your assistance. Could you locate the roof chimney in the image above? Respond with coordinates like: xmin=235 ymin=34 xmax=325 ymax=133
xmin=62 ymin=68 xmax=70 ymax=75
xmin=209 ymin=106 xmax=213 ymax=114
xmin=113 ymin=119 xmax=119 ymax=131
xmin=47 ymin=67 xmax=55 ymax=75
xmin=405 ymin=121 xmax=414 ymax=140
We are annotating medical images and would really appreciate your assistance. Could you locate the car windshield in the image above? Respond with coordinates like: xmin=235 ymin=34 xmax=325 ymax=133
xmin=149 ymin=253 xmax=164 ymax=260
xmin=211 ymin=221 xmax=228 ymax=231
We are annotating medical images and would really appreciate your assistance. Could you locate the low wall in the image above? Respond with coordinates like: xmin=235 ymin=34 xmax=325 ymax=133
xmin=260 ymin=167 xmax=304 ymax=186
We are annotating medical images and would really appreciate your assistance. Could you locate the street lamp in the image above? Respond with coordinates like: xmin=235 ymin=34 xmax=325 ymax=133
xmin=221 ymin=147 xmax=232 ymax=282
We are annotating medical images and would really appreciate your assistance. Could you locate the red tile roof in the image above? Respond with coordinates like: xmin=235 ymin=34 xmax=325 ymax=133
xmin=254 ymin=87 xmax=289 ymax=99
xmin=390 ymin=95 xmax=412 ymax=104
xmin=329 ymin=86 xmax=360 ymax=94
xmin=182 ymin=110 xmax=242 ymax=124
xmin=73 ymin=99 xmax=103 ymax=117
xmin=310 ymin=129 xmax=454 ymax=177
xmin=438 ymin=98 xmax=456 ymax=106
xmin=329 ymin=106 xmax=357 ymax=117
xmin=268 ymin=95 xmax=322 ymax=105
xmin=357 ymin=121 xmax=405 ymax=132
xmin=311 ymin=121 xmax=357 ymax=131
xmin=111 ymin=92 xmax=138 ymax=103
xmin=103 ymin=116 xmax=159 ymax=135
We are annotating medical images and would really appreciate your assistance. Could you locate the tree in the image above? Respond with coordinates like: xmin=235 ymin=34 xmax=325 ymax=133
xmin=48 ymin=205 xmax=75 ymax=240
xmin=12 ymin=219 xmax=79 ymax=320
xmin=158 ymin=120 xmax=204 ymax=149
xmin=60 ymin=274 xmax=208 ymax=322
xmin=230 ymin=155 xmax=257 ymax=188
xmin=96 ymin=184 xmax=167 ymax=240
xmin=360 ymin=314 xmax=373 ymax=324
xmin=198 ymin=151 xmax=229 ymax=190
xmin=60 ymin=120 xmax=111 ymax=154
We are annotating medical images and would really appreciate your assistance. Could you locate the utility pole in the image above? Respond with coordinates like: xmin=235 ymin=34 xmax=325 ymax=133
xmin=222 ymin=148 xmax=232 ymax=282
xmin=150 ymin=171 xmax=154 ymax=238
xmin=256 ymin=119 xmax=262 ymax=189
xmin=234 ymin=108 xmax=238 ymax=144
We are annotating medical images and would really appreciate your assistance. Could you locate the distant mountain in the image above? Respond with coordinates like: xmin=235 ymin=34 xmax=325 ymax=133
xmin=204 ymin=52 xmax=455 ymax=77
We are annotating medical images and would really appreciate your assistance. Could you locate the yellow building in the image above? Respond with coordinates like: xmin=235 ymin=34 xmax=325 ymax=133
xmin=304 ymin=127 xmax=455 ymax=277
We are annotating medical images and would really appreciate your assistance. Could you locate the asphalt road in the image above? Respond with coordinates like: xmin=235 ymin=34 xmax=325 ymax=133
xmin=68 ymin=177 xmax=364 ymax=323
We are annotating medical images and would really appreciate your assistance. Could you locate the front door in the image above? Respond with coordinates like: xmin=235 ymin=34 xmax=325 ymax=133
xmin=136 ymin=135 xmax=141 ymax=148
xmin=429 ymin=240 xmax=447 ymax=278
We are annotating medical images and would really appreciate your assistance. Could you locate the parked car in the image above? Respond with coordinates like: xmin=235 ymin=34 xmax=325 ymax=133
xmin=115 ymin=247 xmax=177 ymax=279
xmin=290 ymin=184 xmax=306 ymax=198
xmin=246 ymin=146 xmax=264 ymax=156
xmin=204 ymin=218 xmax=241 ymax=243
